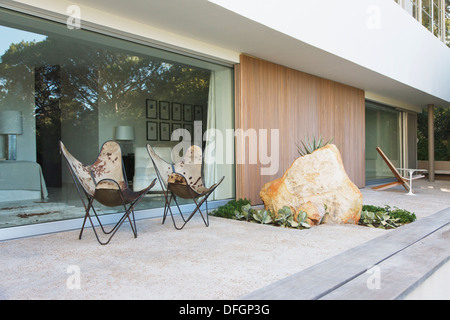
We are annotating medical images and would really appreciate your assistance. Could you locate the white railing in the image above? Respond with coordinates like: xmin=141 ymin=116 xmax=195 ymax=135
xmin=394 ymin=0 xmax=449 ymax=46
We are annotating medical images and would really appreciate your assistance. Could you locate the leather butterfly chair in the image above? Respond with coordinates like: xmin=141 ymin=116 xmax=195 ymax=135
xmin=146 ymin=144 xmax=224 ymax=230
xmin=60 ymin=140 xmax=156 ymax=245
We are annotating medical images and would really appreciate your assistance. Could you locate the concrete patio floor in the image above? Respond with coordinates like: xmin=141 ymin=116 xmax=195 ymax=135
xmin=0 ymin=178 xmax=449 ymax=300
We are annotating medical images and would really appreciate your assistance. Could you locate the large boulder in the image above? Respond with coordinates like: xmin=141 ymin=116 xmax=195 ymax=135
xmin=259 ymin=144 xmax=362 ymax=224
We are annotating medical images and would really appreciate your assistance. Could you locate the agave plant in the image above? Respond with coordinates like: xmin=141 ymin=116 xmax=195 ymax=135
xmin=297 ymin=135 xmax=334 ymax=156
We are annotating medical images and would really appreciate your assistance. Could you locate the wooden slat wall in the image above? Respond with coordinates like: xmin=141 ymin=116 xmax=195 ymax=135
xmin=235 ymin=55 xmax=365 ymax=204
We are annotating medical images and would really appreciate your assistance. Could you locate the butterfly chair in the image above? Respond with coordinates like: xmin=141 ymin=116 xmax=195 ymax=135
xmin=146 ymin=144 xmax=224 ymax=230
xmin=60 ymin=140 xmax=156 ymax=245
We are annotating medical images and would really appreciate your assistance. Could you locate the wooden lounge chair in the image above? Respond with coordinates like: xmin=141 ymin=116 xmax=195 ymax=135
xmin=372 ymin=147 xmax=425 ymax=194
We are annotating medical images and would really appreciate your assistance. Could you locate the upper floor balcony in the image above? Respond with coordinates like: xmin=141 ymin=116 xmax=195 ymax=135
xmin=394 ymin=0 xmax=449 ymax=47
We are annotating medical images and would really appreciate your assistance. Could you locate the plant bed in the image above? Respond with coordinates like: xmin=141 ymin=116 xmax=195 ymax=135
xmin=209 ymin=198 xmax=324 ymax=229
xmin=359 ymin=205 xmax=417 ymax=229
xmin=209 ymin=199 xmax=417 ymax=230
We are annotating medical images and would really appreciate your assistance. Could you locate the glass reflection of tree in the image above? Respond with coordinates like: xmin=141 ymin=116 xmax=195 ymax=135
xmin=35 ymin=64 xmax=62 ymax=187
xmin=0 ymin=36 xmax=210 ymax=124
xmin=0 ymin=34 xmax=211 ymax=186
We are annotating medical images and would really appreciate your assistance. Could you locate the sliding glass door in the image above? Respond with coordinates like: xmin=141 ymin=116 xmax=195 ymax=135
xmin=0 ymin=8 xmax=234 ymax=230
xmin=365 ymin=101 xmax=402 ymax=182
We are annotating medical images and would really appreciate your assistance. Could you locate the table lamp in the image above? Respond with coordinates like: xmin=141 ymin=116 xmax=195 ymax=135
xmin=115 ymin=126 xmax=134 ymax=155
xmin=0 ymin=110 xmax=23 ymax=160
xmin=115 ymin=126 xmax=134 ymax=141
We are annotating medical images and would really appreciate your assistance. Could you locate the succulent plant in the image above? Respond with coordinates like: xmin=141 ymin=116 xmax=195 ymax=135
xmin=274 ymin=206 xmax=293 ymax=227
xmin=294 ymin=210 xmax=311 ymax=229
xmin=360 ymin=210 xmax=399 ymax=229
xmin=297 ymin=135 xmax=334 ymax=157
xmin=359 ymin=205 xmax=416 ymax=229
xmin=213 ymin=199 xmax=414 ymax=231
xmin=233 ymin=203 xmax=253 ymax=220
xmin=252 ymin=209 xmax=273 ymax=224
xmin=319 ymin=204 xmax=330 ymax=225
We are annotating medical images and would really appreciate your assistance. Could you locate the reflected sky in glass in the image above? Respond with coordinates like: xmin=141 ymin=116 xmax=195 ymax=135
xmin=0 ymin=25 xmax=47 ymax=59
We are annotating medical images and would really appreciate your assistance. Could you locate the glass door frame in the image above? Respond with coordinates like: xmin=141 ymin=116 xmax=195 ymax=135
xmin=365 ymin=100 xmax=409 ymax=185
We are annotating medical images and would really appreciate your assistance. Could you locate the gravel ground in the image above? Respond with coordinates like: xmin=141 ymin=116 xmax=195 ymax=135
xmin=0 ymin=179 xmax=448 ymax=300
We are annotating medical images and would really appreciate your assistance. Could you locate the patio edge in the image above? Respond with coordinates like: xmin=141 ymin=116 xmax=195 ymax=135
xmin=240 ymin=206 xmax=450 ymax=300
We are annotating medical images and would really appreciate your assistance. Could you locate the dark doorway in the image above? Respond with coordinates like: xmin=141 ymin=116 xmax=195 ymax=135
xmin=35 ymin=65 xmax=62 ymax=188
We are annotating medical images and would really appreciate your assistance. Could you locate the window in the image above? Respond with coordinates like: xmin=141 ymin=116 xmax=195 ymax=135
xmin=0 ymin=8 xmax=234 ymax=230
xmin=365 ymin=102 xmax=402 ymax=182
xmin=446 ymin=0 xmax=450 ymax=46
xmin=403 ymin=0 xmax=449 ymax=45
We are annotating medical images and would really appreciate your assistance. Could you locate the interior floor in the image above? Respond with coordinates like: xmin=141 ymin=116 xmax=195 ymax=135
xmin=0 ymin=183 xmax=190 ymax=229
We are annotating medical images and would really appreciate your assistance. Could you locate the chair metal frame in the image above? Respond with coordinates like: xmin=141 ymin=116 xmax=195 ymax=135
xmin=372 ymin=147 xmax=425 ymax=194
xmin=146 ymin=144 xmax=224 ymax=230
xmin=60 ymin=140 xmax=156 ymax=245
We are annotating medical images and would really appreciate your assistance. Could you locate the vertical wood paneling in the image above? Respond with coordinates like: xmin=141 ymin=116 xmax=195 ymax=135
xmin=235 ymin=55 xmax=366 ymax=204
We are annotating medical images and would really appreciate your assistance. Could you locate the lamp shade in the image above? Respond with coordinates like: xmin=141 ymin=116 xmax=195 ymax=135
xmin=0 ymin=111 xmax=23 ymax=134
xmin=115 ymin=126 xmax=134 ymax=141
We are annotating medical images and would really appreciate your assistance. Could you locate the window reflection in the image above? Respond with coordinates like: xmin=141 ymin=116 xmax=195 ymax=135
xmin=0 ymin=15 xmax=232 ymax=229
xmin=365 ymin=102 xmax=401 ymax=182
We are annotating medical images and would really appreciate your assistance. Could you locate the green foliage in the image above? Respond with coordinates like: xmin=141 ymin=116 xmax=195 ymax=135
xmin=360 ymin=205 xmax=416 ymax=229
xmin=213 ymin=200 xmax=415 ymax=231
xmin=233 ymin=203 xmax=252 ymax=220
xmin=211 ymin=198 xmax=252 ymax=219
xmin=0 ymin=36 xmax=211 ymax=126
xmin=292 ymin=210 xmax=311 ymax=229
xmin=360 ymin=210 xmax=400 ymax=229
xmin=417 ymin=107 xmax=450 ymax=161
xmin=211 ymin=200 xmax=311 ymax=229
xmin=252 ymin=209 xmax=273 ymax=224
xmin=361 ymin=204 xmax=386 ymax=213
xmin=273 ymin=206 xmax=292 ymax=227
xmin=319 ymin=204 xmax=330 ymax=225
xmin=385 ymin=206 xmax=417 ymax=224
xmin=296 ymin=135 xmax=334 ymax=157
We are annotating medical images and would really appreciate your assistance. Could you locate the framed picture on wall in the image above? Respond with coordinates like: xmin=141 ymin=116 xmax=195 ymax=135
xmin=146 ymin=121 xmax=158 ymax=141
xmin=172 ymin=102 xmax=182 ymax=121
xmin=172 ymin=122 xmax=182 ymax=132
xmin=160 ymin=122 xmax=170 ymax=141
xmin=146 ymin=99 xmax=157 ymax=119
xmin=194 ymin=105 xmax=203 ymax=121
xmin=172 ymin=123 xmax=182 ymax=141
xmin=183 ymin=123 xmax=193 ymax=138
xmin=160 ymin=101 xmax=170 ymax=120
xmin=183 ymin=104 xmax=193 ymax=121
